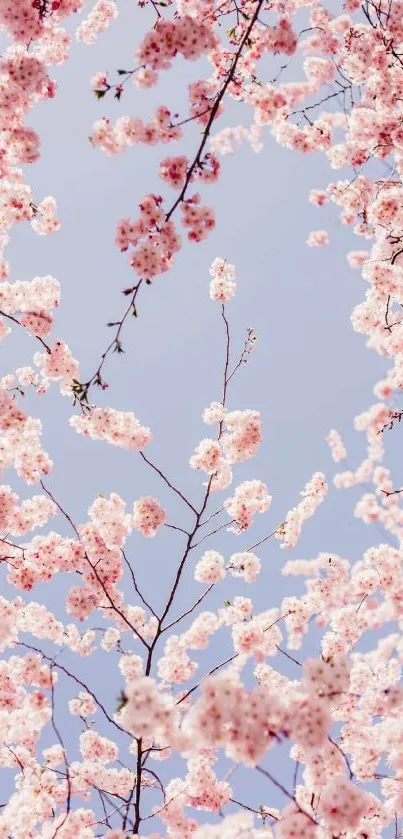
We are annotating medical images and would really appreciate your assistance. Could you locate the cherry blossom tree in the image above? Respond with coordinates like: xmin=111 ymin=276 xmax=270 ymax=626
xmin=2 ymin=0 xmax=403 ymax=837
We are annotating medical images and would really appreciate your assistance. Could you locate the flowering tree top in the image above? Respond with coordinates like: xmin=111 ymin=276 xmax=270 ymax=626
xmin=1 ymin=0 xmax=403 ymax=838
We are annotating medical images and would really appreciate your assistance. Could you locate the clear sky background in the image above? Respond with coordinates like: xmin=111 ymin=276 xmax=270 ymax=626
xmin=2 ymin=1 xmax=399 ymax=831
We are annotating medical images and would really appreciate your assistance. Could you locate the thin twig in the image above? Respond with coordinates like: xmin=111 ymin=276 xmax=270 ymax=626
xmin=122 ymin=549 xmax=159 ymax=619
xmin=139 ymin=451 xmax=197 ymax=515
xmin=162 ymin=584 xmax=215 ymax=632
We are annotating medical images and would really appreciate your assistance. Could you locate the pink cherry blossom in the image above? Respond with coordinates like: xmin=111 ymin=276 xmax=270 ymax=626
xmin=2 ymin=0 xmax=403 ymax=835
xmin=132 ymin=496 xmax=167 ymax=537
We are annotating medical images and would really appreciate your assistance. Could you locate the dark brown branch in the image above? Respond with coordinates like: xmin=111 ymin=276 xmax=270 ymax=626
xmin=139 ymin=451 xmax=197 ymax=514
xmin=121 ymin=549 xmax=159 ymax=619
xmin=276 ymin=645 xmax=302 ymax=667
xmin=162 ymin=584 xmax=215 ymax=633
xmin=49 ymin=672 xmax=71 ymax=839
xmin=0 ymin=309 xmax=51 ymax=354
xmin=256 ymin=766 xmax=318 ymax=825
xmin=74 ymin=282 xmax=142 ymax=406
xmin=19 ymin=641 xmax=129 ymax=736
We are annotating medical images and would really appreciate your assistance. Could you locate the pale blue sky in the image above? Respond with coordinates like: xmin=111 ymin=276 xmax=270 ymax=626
xmin=2 ymin=1 xmax=399 ymax=831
